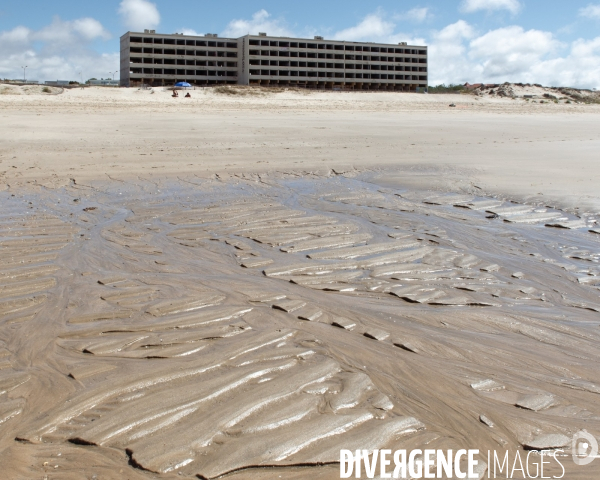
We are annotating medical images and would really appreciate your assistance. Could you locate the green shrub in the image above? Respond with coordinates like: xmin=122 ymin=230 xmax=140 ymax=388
xmin=427 ymin=84 xmax=467 ymax=94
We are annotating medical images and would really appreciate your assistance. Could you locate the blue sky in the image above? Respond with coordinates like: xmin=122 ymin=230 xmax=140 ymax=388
xmin=1 ymin=0 xmax=599 ymax=87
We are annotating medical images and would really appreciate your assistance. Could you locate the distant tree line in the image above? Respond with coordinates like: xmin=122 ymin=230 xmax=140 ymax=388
xmin=427 ymin=84 xmax=466 ymax=94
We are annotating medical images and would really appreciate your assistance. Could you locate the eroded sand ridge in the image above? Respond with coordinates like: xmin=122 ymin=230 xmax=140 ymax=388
xmin=1 ymin=173 xmax=599 ymax=478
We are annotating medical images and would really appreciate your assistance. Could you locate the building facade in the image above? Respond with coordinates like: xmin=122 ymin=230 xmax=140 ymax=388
xmin=120 ymin=30 xmax=428 ymax=91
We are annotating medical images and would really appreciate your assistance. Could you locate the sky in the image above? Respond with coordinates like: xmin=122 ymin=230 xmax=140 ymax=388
xmin=1 ymin=0 xmax=599 ymax=88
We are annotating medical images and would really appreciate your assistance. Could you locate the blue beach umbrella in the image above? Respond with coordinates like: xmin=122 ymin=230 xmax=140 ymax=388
xmin=174 ymin=82 xmax=192 ymax=87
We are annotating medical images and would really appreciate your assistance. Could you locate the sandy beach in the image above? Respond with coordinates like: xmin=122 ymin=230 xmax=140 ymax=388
xmin=1 ymin=86 xmax=599 ymax=479
xmin=2 ymin=86 xmax=600 ymax=213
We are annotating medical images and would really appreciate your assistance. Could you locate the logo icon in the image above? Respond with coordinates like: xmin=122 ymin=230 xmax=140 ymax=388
xmin=572 ymin=431 xmax=598 ymax=466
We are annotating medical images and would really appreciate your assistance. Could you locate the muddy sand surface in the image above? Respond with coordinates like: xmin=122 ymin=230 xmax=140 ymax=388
xmin=0 ymin=171 xmax=599 ymax=479
xmin=1 ymin=88 xmax=600 ymax=478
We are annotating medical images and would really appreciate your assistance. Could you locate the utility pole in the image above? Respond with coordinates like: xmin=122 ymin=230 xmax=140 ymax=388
xmin=110 ymin=71 xmax=118 ymax=81
xmin=21 ymin=65 xmax=27 ymax=83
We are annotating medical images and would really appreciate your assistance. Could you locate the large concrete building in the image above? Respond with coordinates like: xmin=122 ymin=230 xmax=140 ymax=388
xmin=120 ymin=30 xmax=428 ymax=91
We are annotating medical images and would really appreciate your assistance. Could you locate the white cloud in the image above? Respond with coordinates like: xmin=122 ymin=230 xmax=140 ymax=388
xmin=333 ymin=12 xmax=395 ymax=41
xmin=331 ymin=11 xmax=426 ymax=45
xmin=179 ymin=28 xmax=201 ymax=36
xmin=34 ymin=17 xmax=110 ymax=45
xmin=0 ymin=26 xmax=31 ymax=45
xmin=436 ymin=20 xmax=476 ymax=43
xmin=461 ymin=0 xmax=522 ymax=14
xmin=429 ymin=20 xmax=475 ymax=59
xmin=403 ymin=7 xmax=430 ymax=23
xmin=72 ymin=18 xmax=111 ymax=41
xmin=0 ymin=17 xmax=116 ymax=82
xmin=571 ymin=35 xmax=600 ymax=56
xmin=579 ymin=4 xmax=600 ymax=19
xmin=426 ymin=21 xmax=600 ymax=89
xmin=118 ymin=0 xmax=160 ymax=32
xmin=222 ymin=10 xmax=293 ymax=38
xmin=428 ymin=21 xmax=478 ymax=85
xmin=526 ymin=43 xmax=600 ymax=88
xmin=469 ymin=26 xmax=559 ymax=77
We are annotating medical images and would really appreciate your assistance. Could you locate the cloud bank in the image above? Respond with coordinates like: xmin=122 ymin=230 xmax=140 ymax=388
xmin=333 ymin=12 xmax=395 ymax=41
xmin=0 ymin=17 xmax=117 ymax=82
xmin=222 ymin=10 xmax=293 ymax=38
xmin=579 ymin=3 xmax=600 ymax=19
xmin=398 ymin=7 xmax=431 ymax=23
xmin=461 ymin=0 xmax=522 ymax=14
xmin=333 ymin=10 xmax=598 ymax=89
xmin=428 ymin=20 xmax=599 ymax=88
xmin=118 ymin=0 xmax=160 ymax=32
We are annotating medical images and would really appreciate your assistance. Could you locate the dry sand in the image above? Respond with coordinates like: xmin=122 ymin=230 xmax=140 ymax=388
xmin=1 ymin=86 xmax=599 ymax=479
xmin=2 ymin=86 xmax=599 ymax=213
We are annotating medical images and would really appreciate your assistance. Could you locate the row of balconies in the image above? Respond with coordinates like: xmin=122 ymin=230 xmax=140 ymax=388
xmin=129 ymin=57 xmax=426 ymax=71
xmin=128 ymin=49 xmax=425 ymax=63
xmin=247 ymin=39 xmax=425 ymax=54
xmin=130 ymin=37 xmax=237 ymax=48
xmin=130 ymin=37 xmax=426 ymax=55
xmin=247 ymin=71 xmax=426 ymax=80
xmin=127 ymin=48 xmax=425 ymax=62
xmin=128 ymin=73 xmax=423 ymax=83
xmin=131 ymin=64 xmax=427 ymax=76
xmin=128 ymin=50 xmax=425 ymax=63
xmin=131 ymin=58 xmax=238 ymax=67
xmin=130 ymin=48 xmax=237 ymax=57
xmin=129 ymin=67 xmax=426 ymax=80
xmin=247 ymin=60 xmax=425 ymax=71
xmin=130 ymin=69 xmax=237 ymax=77
xmin=248 ymin=51 xmax=425 ymax=62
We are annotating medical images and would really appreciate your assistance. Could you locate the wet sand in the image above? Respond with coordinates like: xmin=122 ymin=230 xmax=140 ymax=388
xmin=1 ymin=88 xmax=600 ymax=479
